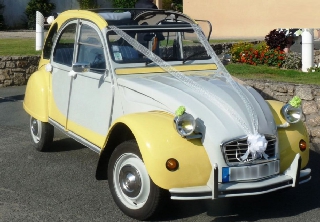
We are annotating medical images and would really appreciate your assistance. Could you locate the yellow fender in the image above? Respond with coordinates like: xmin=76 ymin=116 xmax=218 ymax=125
xmin=23 ymin=69 xmax=50 ymax=122
xmin=104 ymin=111 xmax=211 ymax=190
xmin=266 ymin=100 xmax=309 ymax=172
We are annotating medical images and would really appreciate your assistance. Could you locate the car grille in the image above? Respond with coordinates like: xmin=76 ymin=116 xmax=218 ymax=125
xmin=221 ymin=135 xmax=277 ymax=166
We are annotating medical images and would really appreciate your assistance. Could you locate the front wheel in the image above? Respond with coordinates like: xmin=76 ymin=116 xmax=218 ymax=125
xmin=29 ymin=116 xmax=54 ymax=152
xmin=108 ymin=140 xmax=167 ymax=220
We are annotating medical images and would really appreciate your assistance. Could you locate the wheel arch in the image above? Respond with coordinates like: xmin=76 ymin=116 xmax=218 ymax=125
xmin=96 ymin=112 xmax=211 ymax=190
xmin=96 ymin=122 xmax=135 ymax=180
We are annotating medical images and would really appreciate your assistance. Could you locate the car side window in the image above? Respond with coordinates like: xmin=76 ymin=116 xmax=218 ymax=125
xmin=77 ymin=24 xmax=106 ymax=74
xmin=43 ymin=23 xmax=58 ymax=59
xmin=53 ymin=23 xmax=77 ymax=66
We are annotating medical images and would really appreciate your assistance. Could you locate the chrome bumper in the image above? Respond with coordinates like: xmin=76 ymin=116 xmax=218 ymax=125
xmin=169 ymin=154 xmax=311 ymax=200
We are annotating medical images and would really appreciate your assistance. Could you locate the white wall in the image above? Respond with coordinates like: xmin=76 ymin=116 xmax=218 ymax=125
xmin=2 ymin=0 xmax=112 ymax=28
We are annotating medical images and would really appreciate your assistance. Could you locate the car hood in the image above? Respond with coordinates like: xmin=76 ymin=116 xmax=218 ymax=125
xmin=117 ymin=72 xmax=277 ymax=142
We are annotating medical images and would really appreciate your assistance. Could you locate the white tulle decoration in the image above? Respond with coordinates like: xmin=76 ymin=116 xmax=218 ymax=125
xmin=108 ymin=25 xmax=269 ymax=161
xmin=241 ymin=134 xmax=269 ymax=160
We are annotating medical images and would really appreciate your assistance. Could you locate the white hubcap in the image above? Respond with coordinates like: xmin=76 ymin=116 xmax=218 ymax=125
xmin=30 ymin=117 xmax=42 ymax=143
xmin=113 ymin=153 xmax=150 ymax=209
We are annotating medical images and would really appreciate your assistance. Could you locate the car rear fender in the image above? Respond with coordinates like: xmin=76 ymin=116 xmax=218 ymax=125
xmin=23 ymin=69 xmax=50 ymax=122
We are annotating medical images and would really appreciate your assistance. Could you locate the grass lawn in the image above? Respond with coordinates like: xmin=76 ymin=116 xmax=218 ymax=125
xmin=226 ymin=63 xmax=320 ymax=86
xmin=0 ymin=38 xmax=41 ymax=56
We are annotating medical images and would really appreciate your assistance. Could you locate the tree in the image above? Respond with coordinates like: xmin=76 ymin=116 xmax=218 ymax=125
xmin=77 ymin=0 xmax=98 ymax=9
xmin=25 ymin=0 xmax=55 ymax=30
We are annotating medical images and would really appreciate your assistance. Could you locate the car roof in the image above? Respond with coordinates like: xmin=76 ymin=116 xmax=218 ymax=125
xmin=52 ymin=9 xmax=196 ymax=30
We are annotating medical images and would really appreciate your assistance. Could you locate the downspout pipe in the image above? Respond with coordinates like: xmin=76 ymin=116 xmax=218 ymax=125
xmin=301 ymin=29 xmax=314 ymax=72
xmin=36 ymin=11 xmax=44 ymax=51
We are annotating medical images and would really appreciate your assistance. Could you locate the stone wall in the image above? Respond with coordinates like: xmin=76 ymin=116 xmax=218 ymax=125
xmin=0 ymin=56 xmax=39 ymax=87
xmin=244 ymin=79 xmax=320 ymax=144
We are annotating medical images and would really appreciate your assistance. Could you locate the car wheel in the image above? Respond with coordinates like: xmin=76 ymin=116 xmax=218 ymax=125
xmin=108 ymin=140 xmax=167 ymax=220
xmin=30 ymin=116 xmax=54 ymax=152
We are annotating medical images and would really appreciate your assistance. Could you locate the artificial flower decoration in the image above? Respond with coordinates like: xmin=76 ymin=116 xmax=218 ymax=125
xmin=289 ymin=96 xmax=302 ymax=108
xmin=175 ymin=106 xmax=186 ymax=116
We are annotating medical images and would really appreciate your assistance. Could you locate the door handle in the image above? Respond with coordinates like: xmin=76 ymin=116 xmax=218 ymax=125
xmin=68 ymin=70 xmax=77 ymax=78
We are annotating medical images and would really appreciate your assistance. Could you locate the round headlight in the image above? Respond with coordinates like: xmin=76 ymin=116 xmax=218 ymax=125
xmin=281 ymin=104 xmax=302 ymax=124
xmin=174 ymin=113 xmax=196 ymax=137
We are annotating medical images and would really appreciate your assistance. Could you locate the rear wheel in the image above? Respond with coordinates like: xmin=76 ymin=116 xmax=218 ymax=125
xmin=29 ymin=116 xmax=54 ymax=152
xmin=108 ymin=140 xmax=167 ymax=220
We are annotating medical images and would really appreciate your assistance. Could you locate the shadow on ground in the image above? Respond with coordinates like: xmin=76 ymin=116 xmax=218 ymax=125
xmin=154 ymin=147 xmax=320 ymax=221
xmin=0 ymin=94 xmax=24 ymax=103
xmin=48 ymin=137 xmax=86 ymax=152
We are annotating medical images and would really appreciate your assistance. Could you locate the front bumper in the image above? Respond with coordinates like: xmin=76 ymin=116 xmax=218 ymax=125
xmin=169 ymin=154 xmax=311 ymax=200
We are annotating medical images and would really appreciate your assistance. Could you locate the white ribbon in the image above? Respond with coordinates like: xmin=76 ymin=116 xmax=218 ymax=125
xmin=241 ymin=134 xmax=269 ymax=160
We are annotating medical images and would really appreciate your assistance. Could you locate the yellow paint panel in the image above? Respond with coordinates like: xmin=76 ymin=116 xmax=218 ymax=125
xmin=107 ymin=112 xmax=211 ymax=189
xmin=54 ymin=10 xmax=107 ymax=30
xmin=23 ymin=70 xmax=50 ymax=122
xmin=266 ymin=100 xmax=309 ymax=172
xmin=67 ymin=120 xmax=106 ymax=148
xmin=115 ymin=64 xmax=217 ymax=75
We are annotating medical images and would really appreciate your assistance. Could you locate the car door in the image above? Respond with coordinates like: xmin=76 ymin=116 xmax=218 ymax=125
xmin=66 ymin=21 xmax=113 ymax=148
xmin=49 ymin=21 xmax=77 ymax=128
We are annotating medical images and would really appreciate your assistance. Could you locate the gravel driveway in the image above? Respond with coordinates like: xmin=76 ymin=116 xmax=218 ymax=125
xmin=0 ymin=30 xmax=47 ymax=39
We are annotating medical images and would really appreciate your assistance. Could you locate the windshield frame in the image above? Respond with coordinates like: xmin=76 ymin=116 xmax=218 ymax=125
xmin=106 ymin=25 xmax=216 ymax=68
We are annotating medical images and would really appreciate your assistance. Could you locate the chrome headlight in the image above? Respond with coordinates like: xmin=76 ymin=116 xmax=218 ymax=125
xmin=174 ymin=113 xmax=196 ymax=137
xmin=281 ymin=103 xmax=302 ymax=124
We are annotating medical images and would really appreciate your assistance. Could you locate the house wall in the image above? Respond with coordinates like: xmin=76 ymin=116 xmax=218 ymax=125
xmin=183 ymin=0 xmax=320 ymax=39
xmin=2 ymin=0 xmax=112 ymax=28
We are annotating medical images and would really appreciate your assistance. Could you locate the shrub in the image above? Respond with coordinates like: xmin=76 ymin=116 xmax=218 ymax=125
xmin=25 ymin=0 xmax=55 ymax=30
xmin=0 ymin=0 xmax=5 ymax=30
xmin=77 ymin=0 xmax=97 ymax=9
xmin=112 ymin=0 xmax=136 ymax=8
xmin=265 ymin=29 xmax=287 ymax=50
xmin=231 ymin=41 xmax=285 ymax=67
xmin=230 ymin=42 xmax=254 ymax=63
xmin=282 ymin=52 xmax=302 ymax=70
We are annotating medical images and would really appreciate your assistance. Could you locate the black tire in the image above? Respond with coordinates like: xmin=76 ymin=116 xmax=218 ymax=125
xmin=108 ymin=140 xmax=168 ymax=221
xmin=29 ymin=116 xmax=54 ymax=152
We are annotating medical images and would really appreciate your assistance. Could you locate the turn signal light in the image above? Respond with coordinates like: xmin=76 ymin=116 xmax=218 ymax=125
xmin=299 ymin=139 xmax=307 ymax=151
xmin=166 ymin=158 xmax=179 ymax=171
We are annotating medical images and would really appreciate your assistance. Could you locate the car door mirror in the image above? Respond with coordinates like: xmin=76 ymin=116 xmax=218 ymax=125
xmin=72 ymin=62 xmax=90 ymax=72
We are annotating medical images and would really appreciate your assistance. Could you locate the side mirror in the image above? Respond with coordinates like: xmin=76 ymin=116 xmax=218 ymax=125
xmin=72 ymin=62 xmax=90 ymax=72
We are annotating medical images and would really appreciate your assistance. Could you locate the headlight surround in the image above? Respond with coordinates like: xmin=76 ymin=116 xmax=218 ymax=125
xmin=174 ymin=113 xmax=196 ymax=137
xmin=281 ymin=103 xmax=302 ymax=124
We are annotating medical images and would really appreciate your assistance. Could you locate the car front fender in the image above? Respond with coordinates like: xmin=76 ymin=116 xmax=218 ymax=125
xmin=102 ymin=111 xmax=212 ymax=190
xmin=23 ymin=69 xmax=50 ymax=122
xmin=266 ymin=100 xmax=309 ymax=172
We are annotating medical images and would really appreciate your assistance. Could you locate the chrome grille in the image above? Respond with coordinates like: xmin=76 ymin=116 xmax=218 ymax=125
xmin=221 ymin=135 xmax=277 ymax=166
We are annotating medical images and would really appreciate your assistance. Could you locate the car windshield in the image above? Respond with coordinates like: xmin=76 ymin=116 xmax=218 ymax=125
xmin=107 ymin=27 xmax=212 ymax=65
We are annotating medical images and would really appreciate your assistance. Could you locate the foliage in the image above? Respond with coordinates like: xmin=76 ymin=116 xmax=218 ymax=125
xmin=307 ymin=64 xmax=320 ymax=73
xmin=25 ymin=0 xmax=55 ymax=30
xmin=265 ymin=29 xmax=287 ymax=50
xmin=112 ymin=0 xmax=136 ymax=8
xmin=282 ymin=52 xmax=302 ymax=70
xmin=230 ymin=42 xmax=254 ymax=63
xmin=162 ymin=0 xmax=173 ymax=10
xmin=231 ymin=41 xmax=285 ymax=68
xmin=0 ymin=0 xmax=5 ymax=30
xmin=171 ymin=0 xmax=183 ymax=12
xmin=77 ymin=0 xmax=97 ymax=9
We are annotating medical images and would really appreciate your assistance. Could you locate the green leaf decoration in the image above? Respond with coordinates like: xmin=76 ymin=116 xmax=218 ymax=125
xmin=175 ymin=106 xmax=186 ymax=116
xmin=289 ymin=96 xmax=301 ymax=108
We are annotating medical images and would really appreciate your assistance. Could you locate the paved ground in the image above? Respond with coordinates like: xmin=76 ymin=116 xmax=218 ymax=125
xmin=1 ymin=86 xmax=320 ymax=222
